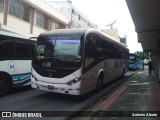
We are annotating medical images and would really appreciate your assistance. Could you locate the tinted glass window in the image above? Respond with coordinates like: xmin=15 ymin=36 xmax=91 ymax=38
xmin=16 ymin=40 xmax=31 ymax=59
xmin=0 ymin=36 xmax=15 ymax=59
xmin=31 ymin=40 xmax=36 ymax=59
xmin=85 ymin=35 xmax=97 ymax=57
xmin=98 ymin=38 xmax=107 ymax=57
xmin=54 ymin=40 xmax=80 ymax=60
xmin=35 ymin=35 xmax=82 ymax=62
xmin=100 ymin=37 xmax=111 ymax=51
xmin=98 ymin=37 xmax=115 ymax=58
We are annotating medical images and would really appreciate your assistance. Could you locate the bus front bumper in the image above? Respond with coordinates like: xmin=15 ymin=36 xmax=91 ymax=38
xmin=31 ymin=77 xmax=81 ymax=95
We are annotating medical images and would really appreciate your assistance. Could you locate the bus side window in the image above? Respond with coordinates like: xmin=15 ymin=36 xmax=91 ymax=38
xmin=15 ymin=40 xmax=31 ymax=59
xmin=0 ymin=37 xmax=15 ymax=59
xmin=31 ymin=40 xmax=36 ymax=59
xmin=85 ymin=35 xmax=97 ymax=58
xmin=99 ymin=38 xmax=107 ymax=58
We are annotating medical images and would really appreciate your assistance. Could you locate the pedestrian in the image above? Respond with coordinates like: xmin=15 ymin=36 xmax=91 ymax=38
xmin=148 ymin=60 xmax=153 ymax=76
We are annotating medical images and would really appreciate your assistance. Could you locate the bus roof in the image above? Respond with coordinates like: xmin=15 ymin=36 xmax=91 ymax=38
xmin=39 ymin=28 xmax=128 ymax=49
xmin=40 ymin=28 xmax=88 ymax=36
xmin=86 ymin=28 xmax=127 ymax=48
xmin=0 ymin=30 xmax=29 ymax=39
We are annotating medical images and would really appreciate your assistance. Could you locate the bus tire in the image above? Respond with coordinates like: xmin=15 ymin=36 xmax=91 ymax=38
xmin=0 ymin=76 xmax=11 ymax=96
xmin=96 ymin=76 xmax=103 ymax=91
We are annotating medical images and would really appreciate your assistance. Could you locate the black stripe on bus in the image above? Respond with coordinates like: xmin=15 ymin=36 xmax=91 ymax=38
xmin=83 ymin=57 xmax=106 ymax=74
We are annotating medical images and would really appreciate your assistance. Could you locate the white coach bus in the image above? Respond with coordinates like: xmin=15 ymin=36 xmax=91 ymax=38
xmin=31 ymin=28 xmax=129 ymax=95
xmin=0 ymin=31 xmax=36 ymax=96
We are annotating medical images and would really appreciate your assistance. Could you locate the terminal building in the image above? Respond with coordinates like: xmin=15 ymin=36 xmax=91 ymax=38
xmin=0 ymin=0 xmax=69 ymax=37
xmin=126 ymin=0 xmax=160 ymax=81
xmin=44 ymin=0 xmax=96 ymax=28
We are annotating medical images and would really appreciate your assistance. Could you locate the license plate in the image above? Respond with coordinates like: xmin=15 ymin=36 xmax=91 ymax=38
xmin=48 ymin=85 xmax=54 ymax=90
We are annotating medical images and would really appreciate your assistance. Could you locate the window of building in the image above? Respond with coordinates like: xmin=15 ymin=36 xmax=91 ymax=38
xmin=0 ymin=0 xmax=4 ymax=12
xmin=50 ymin=18 xmax=64 ymax=30
xmin=72 ymin=9 xmax=74 ymax=14
xmin=71 ymin=13 xmax=74 ymax=21
xmin=23 ymin=3 xmax=31 ymax=22
xmin=9 ymin=0 xmax=31 ymax=22
xmin=44 ymin=17 xmax=49 ymax=30
xmin=51 ymin=19 xmax=58 ymax=29
xmin=35 ymin=10 xmax=49 ymax=30
xmin=58 ymin=23 xmax=65 ymax=29
xmin=35 ymin=10 xmax=44 ymax=28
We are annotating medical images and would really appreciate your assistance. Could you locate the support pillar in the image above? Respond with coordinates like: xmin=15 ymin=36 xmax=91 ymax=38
xmin=30 ymin=7 xmax=35 ymax=34
xmin=158 ymin=52 xmax=160 ymax=82
xmin=3 ymin=0 xmax=9 ymax=25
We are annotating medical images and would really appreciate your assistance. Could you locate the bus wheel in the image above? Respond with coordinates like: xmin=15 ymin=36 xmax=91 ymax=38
xmin=96 ymin=77 xmax=103 ymax=91
xmin=0 ymin=76 xmax=10 ymax=96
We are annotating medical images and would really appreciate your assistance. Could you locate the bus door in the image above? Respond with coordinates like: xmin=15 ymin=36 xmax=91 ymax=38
xmin=82 ymin=34 xmax=99 ymax=92
xmin=98 ymin=37 xmax=112 ymax=82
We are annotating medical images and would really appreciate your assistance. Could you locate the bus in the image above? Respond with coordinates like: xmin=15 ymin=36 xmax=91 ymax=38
xmin=31 ymin=28 xmax=129 ymax=95
xmin=0 ymin=31 xmax=36 ymax=96
xmin=129 ymin=53 xmax=142 ymax=70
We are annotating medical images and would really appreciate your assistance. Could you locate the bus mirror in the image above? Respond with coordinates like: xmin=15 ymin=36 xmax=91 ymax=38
xmin=76 ymin=55 xmax=81 ymax=62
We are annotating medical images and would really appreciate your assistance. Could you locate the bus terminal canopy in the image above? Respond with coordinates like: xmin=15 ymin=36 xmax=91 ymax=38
xmin=125 ymin=0 xmax=160 ymax=52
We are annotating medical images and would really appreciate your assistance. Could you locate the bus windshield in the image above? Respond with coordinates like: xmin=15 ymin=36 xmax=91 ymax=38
xmin=35 ymin=35 xmax=82 ymax=63
xmin=54 ymin=39 xmax=81 ymax=61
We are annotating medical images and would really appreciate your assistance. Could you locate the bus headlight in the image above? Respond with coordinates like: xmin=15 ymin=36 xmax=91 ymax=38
xmin=66 ymin=77 xmax=82 ymax=86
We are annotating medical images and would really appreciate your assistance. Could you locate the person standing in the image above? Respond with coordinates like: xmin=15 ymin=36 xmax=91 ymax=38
xmin=148 ymin=60 xmax=153 ymax=76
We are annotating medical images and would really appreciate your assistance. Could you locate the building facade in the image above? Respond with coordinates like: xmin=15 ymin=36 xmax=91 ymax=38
xmin=126 ymin=0 xmax=160 ymax=81
xmin=0 ymin=0 xmax=69 ymax=37
xmin=44 ymin=0 xmax=96 ymax=28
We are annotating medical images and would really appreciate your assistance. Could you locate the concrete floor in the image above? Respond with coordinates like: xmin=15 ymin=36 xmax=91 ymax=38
xmin=74 ymin=66 xmax=160 ymax=120
xmin=92 ymin=66 xmax=160 ymax=120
